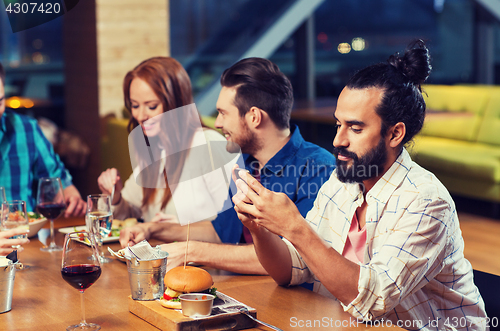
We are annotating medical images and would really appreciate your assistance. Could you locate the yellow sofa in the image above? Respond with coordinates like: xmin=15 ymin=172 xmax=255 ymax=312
xmin=101 ymin=116 xmax=218 ymax=181
xmin=410 ymin=85 xmax=500 ymax=203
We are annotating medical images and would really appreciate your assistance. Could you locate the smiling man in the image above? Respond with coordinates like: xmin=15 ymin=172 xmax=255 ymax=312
xmin=232 ymin=41 xmax=488 ymax=329
xmin=120 ymin=57 xmax=335 ymax=274
xmin=0 ymin=62 xmax=85 ymax=216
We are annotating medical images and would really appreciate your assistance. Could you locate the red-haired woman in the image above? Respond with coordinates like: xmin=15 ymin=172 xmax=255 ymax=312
xmin=97 ymin=57 xmax=231 ymax=225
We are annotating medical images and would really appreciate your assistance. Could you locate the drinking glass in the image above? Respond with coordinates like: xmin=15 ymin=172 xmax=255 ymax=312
xmin=36 ymin=177 xmax=66 ymax=252
xmin=0 ymin=200 xmax=29 ymax=249
xmin=86 ymin=194 xmax=113 ymax=263
xmin=61 ymin=231 xmax=102 ymax=331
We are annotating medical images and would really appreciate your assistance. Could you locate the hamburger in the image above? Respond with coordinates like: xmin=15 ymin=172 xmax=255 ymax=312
xmin=159 ymin=266 xmax=215 ymax=309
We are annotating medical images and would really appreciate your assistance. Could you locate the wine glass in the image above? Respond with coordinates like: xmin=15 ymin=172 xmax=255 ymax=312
xmin=0 ymin=200 xmax=29 ymax=249
xmin=61 ymin=231 xmax=102 ymax=331
xmin=86 ymin=194 xmax=113 ymax=263
xmin=36 ymin=177 xmax=66 ymax=252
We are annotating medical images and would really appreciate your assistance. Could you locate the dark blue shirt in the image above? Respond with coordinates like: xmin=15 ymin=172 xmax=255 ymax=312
xmin=212 ymin=125 xmax=336 ymax=243
xmin=0 ymin=110 xmax=73 ymax=210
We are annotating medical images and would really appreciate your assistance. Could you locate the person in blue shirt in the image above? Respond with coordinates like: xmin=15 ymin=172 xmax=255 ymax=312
xmin=0 ymin=62 xmax=86 ymax=217
xmin=120 ymin=58 xmax=335 ymax=274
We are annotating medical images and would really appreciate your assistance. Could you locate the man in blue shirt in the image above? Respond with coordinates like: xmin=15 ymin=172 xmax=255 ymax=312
xmin=0 ymin=62 xmax=85 ymax=217
xmin=120 ymin=58 xmax=335 ymax=274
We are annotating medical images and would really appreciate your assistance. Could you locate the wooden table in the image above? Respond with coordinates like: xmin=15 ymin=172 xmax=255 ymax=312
xmin=0 ymin=218 xmax=402 ymax=330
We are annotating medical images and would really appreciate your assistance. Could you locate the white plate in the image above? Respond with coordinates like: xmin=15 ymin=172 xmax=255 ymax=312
xmin=58 ymin=226 xmax=119 ymax=243
xmin=28 ymin=218 xmax=48 ymax=238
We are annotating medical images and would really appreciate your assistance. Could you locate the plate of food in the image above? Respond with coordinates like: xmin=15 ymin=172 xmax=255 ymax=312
xmin=58 ymin=218 xmax=138 ymax=243
xmin=27 ymin=212 xmax=48 ymax=238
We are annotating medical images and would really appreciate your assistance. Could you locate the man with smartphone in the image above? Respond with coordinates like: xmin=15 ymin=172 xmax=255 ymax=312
xmin=231 ymin=41 xmax=487 ymax=328
xmin=120 ymin=57 xmax=335 ymax=275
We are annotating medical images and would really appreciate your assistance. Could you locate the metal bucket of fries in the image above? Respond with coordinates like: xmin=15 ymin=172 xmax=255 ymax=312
xmin=127 ymin=254 xmax=168 ymax=301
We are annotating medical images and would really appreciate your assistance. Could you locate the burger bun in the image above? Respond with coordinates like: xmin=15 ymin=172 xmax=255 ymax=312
xmin=159 ymin=298 xmax=182 ymax=309
xmin=164 ymin=266 xmax=213 ymax=293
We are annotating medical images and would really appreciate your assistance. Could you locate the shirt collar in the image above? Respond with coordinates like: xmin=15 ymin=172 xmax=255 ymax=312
xmin=366 ymin=148 xmax=412 ymax=204
xmin=245 ymin=125 xmax=303 ymax=176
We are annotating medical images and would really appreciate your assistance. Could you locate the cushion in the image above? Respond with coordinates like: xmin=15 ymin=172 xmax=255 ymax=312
xmin=476 ymin=91 xmax=500 ymax=145
xmin=421 ymin=85 xmax=489 ymax=141
xmin=410 ymin=136 xmax=500 ymax=183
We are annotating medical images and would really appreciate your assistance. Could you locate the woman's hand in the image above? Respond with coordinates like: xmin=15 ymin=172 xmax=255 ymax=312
xmin=119 ymin=223 xmax=150 ymax=248
xmin=0 ymin=228 xmax=30 ymax=255
xmin=97 ymin=168 xmax=123 ymax=205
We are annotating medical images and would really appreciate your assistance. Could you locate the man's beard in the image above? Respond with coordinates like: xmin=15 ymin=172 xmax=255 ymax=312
xmin=226 ymin=121 xmax=262 ymax=155
xmin=333 ymin=137 xmax=387 ymax=183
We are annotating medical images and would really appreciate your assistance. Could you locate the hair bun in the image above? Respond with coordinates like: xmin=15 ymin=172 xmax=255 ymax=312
xmin=388 ymin=39 xmax=432 ymax=86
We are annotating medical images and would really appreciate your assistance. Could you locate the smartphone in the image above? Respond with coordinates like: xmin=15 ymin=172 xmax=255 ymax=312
xmin=234 ymin=168 xmax=251 ymax=181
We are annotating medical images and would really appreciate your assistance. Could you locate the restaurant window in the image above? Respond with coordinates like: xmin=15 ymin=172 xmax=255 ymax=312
xmin=169 ymin=0 xmax=500 ymax=101
xmin=269 ymin=0 xmax=477 ymax=98
xmin=0 ymin=10 xmax=65 ymax=127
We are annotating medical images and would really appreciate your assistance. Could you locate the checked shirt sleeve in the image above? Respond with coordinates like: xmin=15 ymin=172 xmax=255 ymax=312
xmin=32 ymin=121 xmax=73 ymax=188
xmin=282 ymin=183 xmax=331 ymax=287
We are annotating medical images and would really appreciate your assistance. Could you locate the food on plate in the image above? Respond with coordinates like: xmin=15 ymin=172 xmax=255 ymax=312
xmin=27 ymin=212 xmax=46 ymax=222
xmin=109 ymin=218 xmax=137 ymax=237
xmin=111 ymin=247 xmax=127 ymax=259
xmin=6 ymin=210 xmax=30 ymax=223
xmin=159 ymin=266 xmax=216 ymax=309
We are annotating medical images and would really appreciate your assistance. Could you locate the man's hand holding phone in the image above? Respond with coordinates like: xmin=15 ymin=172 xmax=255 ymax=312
xmin=234 ymin=167 xmax=250 ymax=182
xmin=232 ymin=165 xmax=253 ymax=205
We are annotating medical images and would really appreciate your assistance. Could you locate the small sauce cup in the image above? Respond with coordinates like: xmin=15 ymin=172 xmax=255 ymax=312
xmin=179 ymin=293 xmax=215 ymax=317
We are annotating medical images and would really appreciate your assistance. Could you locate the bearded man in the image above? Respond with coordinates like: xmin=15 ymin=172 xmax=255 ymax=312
xmin=232 ymin=41 xmax=487 ymax=330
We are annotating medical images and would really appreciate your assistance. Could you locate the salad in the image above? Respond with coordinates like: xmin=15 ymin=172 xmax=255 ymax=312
xmin=27 ymin=212 xmax=46 ymax=222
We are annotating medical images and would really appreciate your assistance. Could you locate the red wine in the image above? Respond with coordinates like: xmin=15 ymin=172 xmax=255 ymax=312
xmin=61 ymin=264 xmax=101 ymax=290
xmin=37 ymin=202 xmax=66 ymax=219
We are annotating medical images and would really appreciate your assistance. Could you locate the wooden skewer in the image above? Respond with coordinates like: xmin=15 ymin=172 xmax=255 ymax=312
xmin=184 ymin=221 xmax=190 ymax=269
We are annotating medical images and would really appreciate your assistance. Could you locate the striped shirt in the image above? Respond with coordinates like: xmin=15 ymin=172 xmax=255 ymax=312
xmin=0 ymin=110 xmax=72 ymax=211
xmin=284 ymin=148 xmax=487 ymax=330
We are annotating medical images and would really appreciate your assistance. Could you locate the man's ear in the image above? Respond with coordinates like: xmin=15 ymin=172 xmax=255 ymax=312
xmin=246 ymin=106 xmax=264 ymax=128
xmin=388 ymin=122 xmax=406 ymax=148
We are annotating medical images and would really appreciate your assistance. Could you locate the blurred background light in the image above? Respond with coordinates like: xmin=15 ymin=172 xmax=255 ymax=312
xmin=337 ymin=42 xmax=351 ymax=54
xmin=351 ymin=37 xmax=365 ymax=51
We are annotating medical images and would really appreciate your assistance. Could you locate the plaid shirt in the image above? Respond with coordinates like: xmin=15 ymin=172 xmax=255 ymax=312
xmin=284 ymin=149 xmax=487 ymax=330
xmin=0 ymin=110 xmax=72 ymax=211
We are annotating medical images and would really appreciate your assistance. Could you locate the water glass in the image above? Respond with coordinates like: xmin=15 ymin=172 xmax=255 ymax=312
xmin=1 ymin=200 xmax=29 ymax=249
xmin=86 ymin=194 xmax=113 ymax=263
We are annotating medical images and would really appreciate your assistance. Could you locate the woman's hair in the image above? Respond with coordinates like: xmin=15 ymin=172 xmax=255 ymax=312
xmin=123 ymin=57 xmax=194 ymax=132
xmin=220 ymin=57 xmax=293 ymax=130
xmin=123 ymin=57 xmax=203 ymax=210
xmin=346 ymin=39 xmax=432 ymax=146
